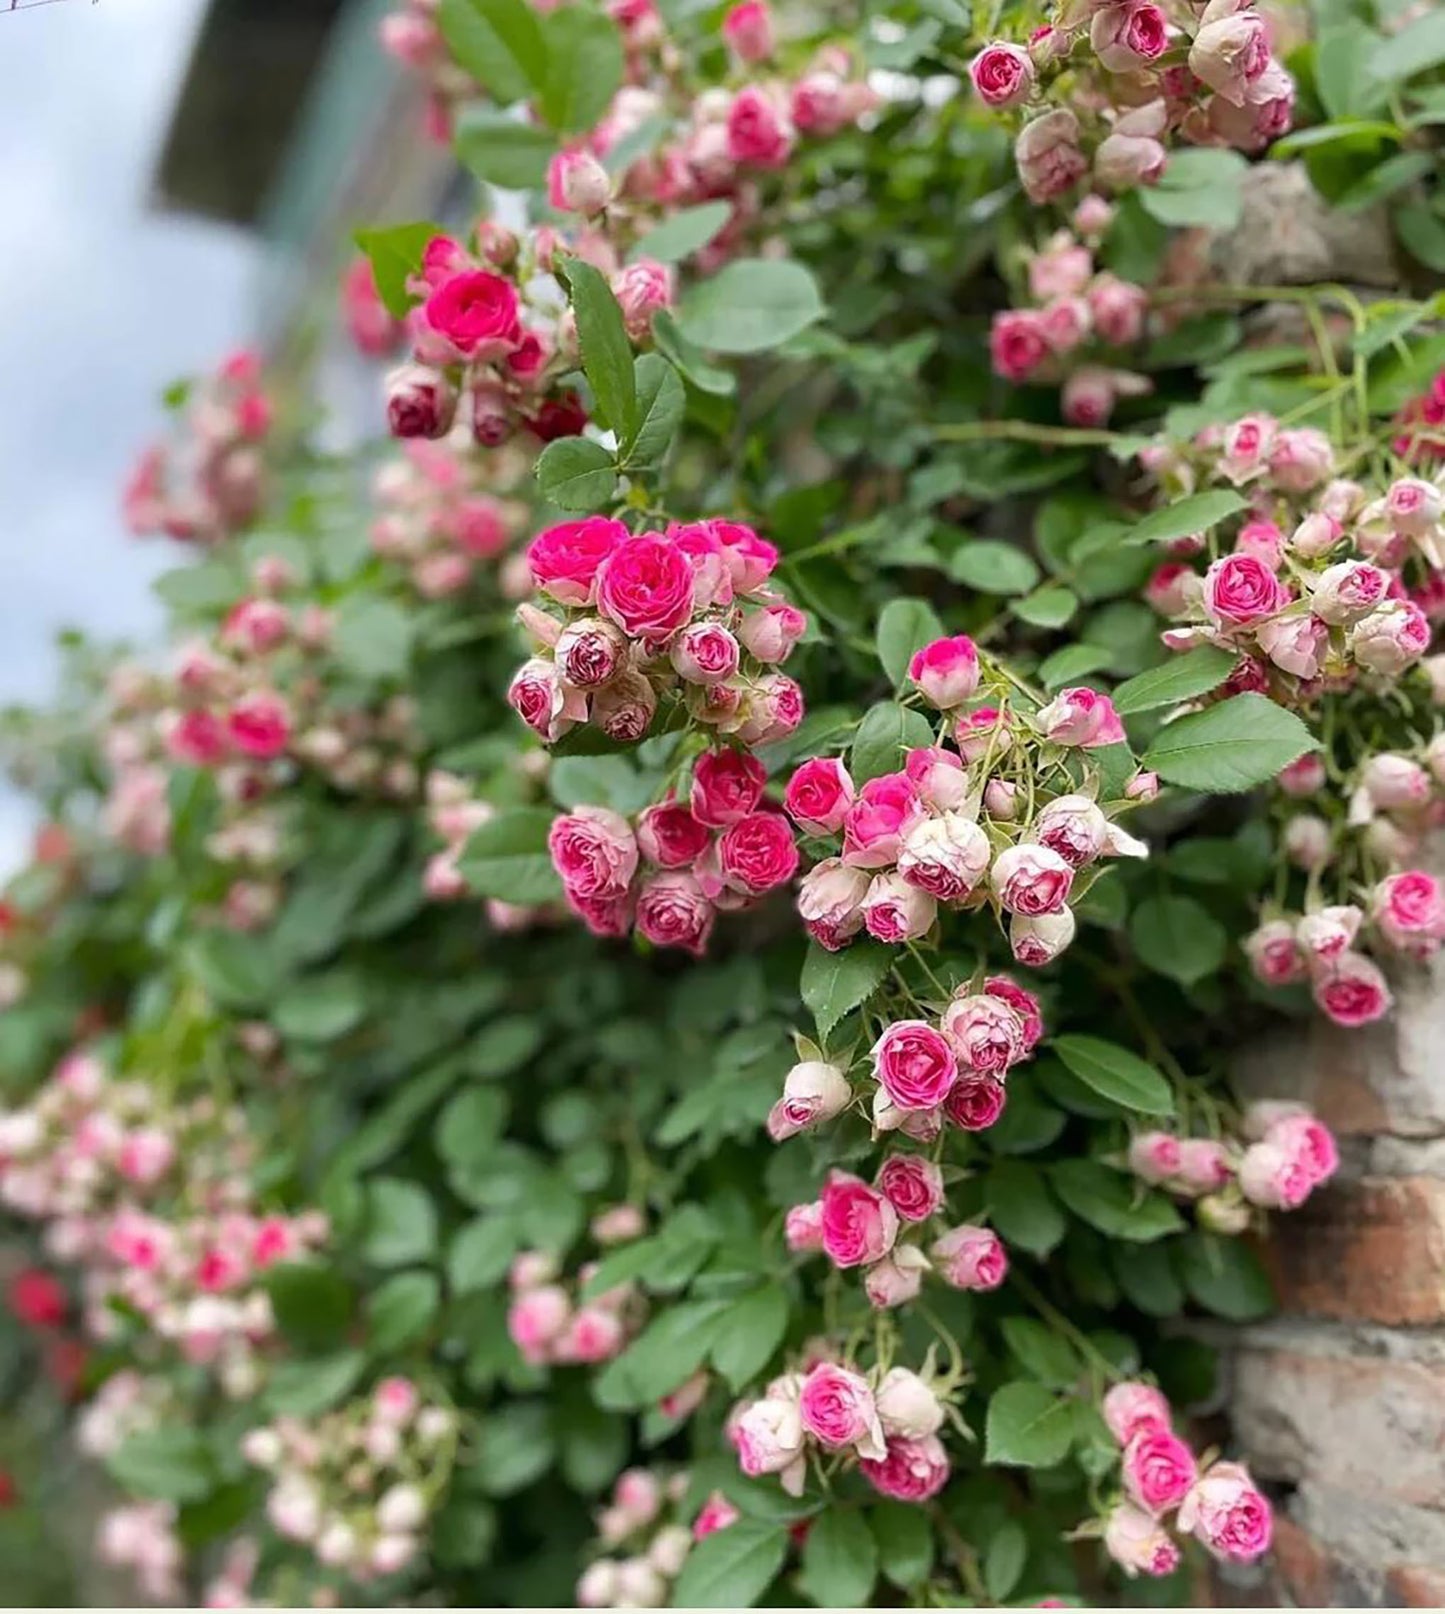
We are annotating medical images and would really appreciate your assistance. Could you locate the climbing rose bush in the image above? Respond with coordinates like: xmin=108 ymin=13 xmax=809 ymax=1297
xmin=1 ymin=0 xmax=1443 ymax=1603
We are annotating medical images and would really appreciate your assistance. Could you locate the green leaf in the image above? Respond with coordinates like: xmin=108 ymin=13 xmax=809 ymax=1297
xmin=594 ymin=1301 xmax=731 ymax=1409
xmin=560 ymin=1401 xmax=629 ymax=1494
xmin=1039 ymin=643 xmax=1113 ymax=690
xmin=535 ymin=435 xmax=618 ymax=509
xmin=262 ymin=1352 xmax=365 ymax=1418
xmin=107 ymin=1428 xmax=214 ymax=1503
xmin=871 ymin=1502 xmax=935 ymax=1588
xmin=363 ymin=1178 xmax=438 ymax=1266
xmin=986 ymin=1162 xmax=1067 ymax=1257
xmin=1335 ymin=151 xmax=1433 ymax=212
xmin=470 ymin=1016 xmax=545 ymax=1078
xmin=1121 ymin=489 xmax=1246 ymax=547
xmin=876 ymin=597 xmax=945 ymax=687
xmin=984 ymin=1519 xmax=1028 ymax=1601
xmin=676 ymin=259 xmax=825 ymax=354
xmin=622 ymin=353 xmax=684 ymax=468
xmin=652 ymin=308 xmax=737 ymax=396
xmin=332 ymin=595 xmax=414 ymax=681
xmin=559 ymin=256 xmax=636 ymax=436
xmin=849 ymin=700 xmax=935 ymax=784
xmin=1370 ymin=7 xmax=1445 ymax=83
xmin=367 ymin=1270 xmax=440 ymax=1351
xmin=1112 ymin=1240 xmax=1184 ymax=1317
xmin=1143 ymin=693 xmax=1317 ymax=793
xmin=477 ymin=1403 xmax=556 ymax=1495
xmin=1000 ymin=1317 xmax=1081 ymax=1388
xmin=458 ymin=808 xmax=564 ymax=904
xmin=265 ymin=1263 xmax=355 ymax=1353
xmin=274 ymin=971 xmax=366 ymax=1043
xmin=436 ymin=1087 xmax=510 ymax=1166
xmin=949 ymin=538 xmax=1040 ymax=596
xmin=984 ymin=1381 xmax=1077 ymax=1467
xmin=1129 ymin=893 xmax=1228 ymax=987
xmin=801 ymin=939 xmax=892 ymax=1040
xmin=1396 ymin=205 xmax=1445 ymax=273
xmin=449 ymin=1216 xmax=519 ymax=1293
xmin=539 ymin=4 xmax=625 ymax=134
xmin=1177 ymin=1230 xmax=1275 ymax=1320
xmin=187 ymin=931 xmax=278 ymax=1010
xmin=1112 ymin=645 xmax=1239 ymax=715
xmin=437 ymin=0 xmax=548 ymax=104
xmin=1049 ymin=1160 xmax=1185 ymax=1242
xmin=629 ymin=201 xmax=733 ymax=265
xmin=800 ymin=1509 xmax=879 ymax=1607
xmin=711 ymin=1285 xmax=788 ymax=1391
xmin=352 ymin=222 xmax=438 ymax=319
xmin=1318 ymin=22 xmax=1391 ymax=117
xmin=1014 ymin=584 xmax=1077 ymax=628
xmin=672 ymin=1517 xmax=789 ymax=1608
xmin=1052 ymin=1035 xmax=1174 ymax=1116
xmin=1138 ymin=149 xmax=1247 ymax=229
xmin=454 ymin=108 xmax=556 ymax=189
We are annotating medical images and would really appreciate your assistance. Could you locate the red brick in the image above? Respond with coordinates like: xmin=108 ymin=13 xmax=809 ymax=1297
xmin=1262 ymin=1177 xmax=1445 ymax=1325
xmin=1387 ymin=1565 xmax=1445 ymax=1607
xmin=1270 ymin=1516 xmax=1335 ymax=1608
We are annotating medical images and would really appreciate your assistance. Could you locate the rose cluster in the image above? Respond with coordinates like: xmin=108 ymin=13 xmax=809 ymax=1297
xmin=505 ymin=1235 xmax=646 ymax=1368
xmin=576 ymin=1468 xmax=696 ymax=1609
xmin=510 ymin=515 xmax=806 ymax=750
xmin=989 ymin=212 xmax=1154 ymax=427
xmin=122 ymin=348 xmax=273 ymax=546
xmin=970 ymin=0 xmax=1294 ymax=204
xmin=95 ymin=1500 xmax=186 ymax=1603
xmin=1099 ymin=1381 xmax=1272 ymax=1577
xmin=1128 ymin=1100 xmax=1338 ymax=1222
xmin=546 ymin=755 xmax=799 ymax=948
xmin=242 ymin=1378 xmax=457 ymax=1584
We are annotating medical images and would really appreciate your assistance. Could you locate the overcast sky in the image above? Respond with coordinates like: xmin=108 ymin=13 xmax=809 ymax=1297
xmin=0 ymin=0 xmax=256 ymax=870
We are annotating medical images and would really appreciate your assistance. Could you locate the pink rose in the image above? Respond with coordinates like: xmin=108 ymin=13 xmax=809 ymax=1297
xmin=1312 ymin=950 xmax=1392 ymax=1027
xmin=875 ymin=1367 xmax=944 ymax=1440
xmin=1219 ymin=413 xmax=1276 ymax=483
xmin=1386 ymin=476 xmax=1444 ymax=536
xmin=423 ymin=271 xmax=521 ymax=358
xmin=1175 ymin=1139 xmax=1232 ymax=1195
xmin=940 ymin=993 xmax=1025 ymax=1075
xmin=556 ymin=617 xmax=628 ymax=688
xmin=897 ymin=814 xmax=991 ymax=901
xmin=547 ymin=148 xmax=611 ymax=216
xmin=1015 ymin=109 xmax=1088 ymax=204
xmin=1088 ymin=274 xmax=1148 ymax=345
xmin=548 ymin=806 xmax=639 ymax=899
xmin=1237 ymin=1138 xmax=1312 ymax=1209
xmin=1372 ymin=870 xmax=1445 ymax=956
xmin=693 ymin=1492 xmax=741 ymax=1541
xmin=736 ymin=671 xmax=804 ymax=747
xmin=1266 ymin=1112 xmax=1337 ymax=1189
xmin=718 ymin=811 xmax=799 ymax=895
xmin=1029 ymin=237 xmax=1093 ymax=301
xmin=1202 ymin=554 xmax=1289 ymax=628
xmin=1310 ymin=560 xmax=1389 ymax=626
xmin=1090 ymin=1 xmax=1169 ymax=71
xmin=820 ymin=1171 xmax=900 ymax=1268
xmin=1360 ymin=752 xmax=1431 ymax=810
xmin=691 ymin=747 xmax=767 ymax=827
xmin=944 ymin=1072 xmax=1007 ymax=1131
xmin=507 ymin=1284 xmax=571 ymax=1363
xmin=768 ymin=1060 xmax=852 ymax=1142
xmin=906 ymin=746 xmax=970 ymax=811
xmin=864 ymin=1247 xmax=931 ymax=1308
xmin=1034 ymin=794 xmax=1111 ymax=868
xmin=876 ymin=1155 xmax=945 ymax=1222
xmin=597 ymin=534 xmax=696 ymax=641
xmin=1351 ymin=600 xmax=1431 ymax=675
xmin=1177 ymin=1461 xmax=1273 ymax=1565
xmin=785 ymin=757 xmax=855 ymax=835
xmin=167 ymin=708 xmax=229 ymax=768
xmin=1094 ymin=128 xmax=1166 ymax=191
xmin=1010 ymin=908 xmax=1077 ymax=966
xmin=1035 ymin=686 xmax=1124 ymax=748
xmin=991 ymin=843 xmax=1074 ymax=916
xmin=721 ymin=0 xmax=773 ymax=59
xmin=956 ymin=705 xmax=1013 ymax=764
xmin=790 ymin=70 xmax=852 ymax=136
xmin=1123 ymin=1428 xmax=1197 ymax=1515
xmin=785 ymin=1201 xmax=825 ymax=1252
xmin=1104 ymin=1502 xmax=1182 ymax=1578
xmin=1102 ymin=1381 xmax=1172 ymax=1446
xmin=1189 ymin=9 xmax=1270 ymax=105
xmin=636 ymin=801 xmax=711 ymax=868
xmin=842 ymin=773 xmax=926 ymax=868
xmin=1256 ymin=614 xmax=1328 ymax=679
xmin=612 ymin=259 xmax=674 ymax=343
xmin=990 ymin=310 xmax=1050 ymax=383
xmin=797 ymin=858 xmax=870 ymax=949
xmin=1128 ymin=1131 xmax=1182 ymax=1186
xmin=738 ymin=602 xmax=807 ymax=664
xmin=859 ymin=1433 xmax=950 ymax=1502
xmin=798 ymin=1362 xmax=884 ymax=1455
xmin=508 ymin=656 xmax=585 ymax=743
xmin=555 ymin=1306 xmax=627 ymax=1364
xmin=1243 ymin=919 xmax=1304 ymax=986
xmin=1269 ymin=427 xmax=1334 ymax=492
xmin=969 ymin=41 xmax=1035 ymax=107
xmin=726 ymin=86 xmax=794 ymax=168
xmin=528 ymin=517 xmax=629 ymax=605
xmin=226 ymin=691 xmax=290 ymax=759
xmin=872 ymin=1021 xmax=959 ymax=1111
xmin=1234 ymin=518 xmax=1285 ymax=568
xmin=386 ymin=364 xmax=456 ymax=439
xmin=908 ymin=635 xmax=981 ymax=708
xmin=731 ymin=1394 xmax=805 ymax=1478
xmin=862 ymin=871 xmax=937 ymax=943
xmin=635 ymin=871 xmax=713 ymax=955
xmin=931 ymin=1224 xmax=1008 ymax=1290
xmin=671 ymin=622 xmax=741 ymax=685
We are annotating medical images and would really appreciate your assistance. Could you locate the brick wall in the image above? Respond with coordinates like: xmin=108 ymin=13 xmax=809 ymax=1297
xmin=1217 ymin=950 xmax=1445 ymax=1605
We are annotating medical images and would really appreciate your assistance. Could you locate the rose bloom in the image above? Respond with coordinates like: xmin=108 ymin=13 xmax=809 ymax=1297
xmin=1034 ymin=794 xmax=1110 ymax=868
xmin=731 ymin=1394 xmax=805 ymax=1479
xmin=1014 ymin=109 xmax=1087 ymax=205
xmin=909 ymin=635 xmax=980 ymax=708
xmin=1127 ymin=1130 xmax=1182 ymax=1185
xmin=693 ymin=1491 xmax=741 ymax=1541
xmin=636 ymin=801 xmax=711 ymax=868
xmin=931 ymin=1224 xmax=1008 ymax=1290
xmin=556 ymin=617 xmax=628 ymax=688
xmin=722 ymin=0 xmax=773 ymax=60
xmin=969 ymin=41 xmax=1034 ymax=107
xmin=1202 ymin=553 xmax=1290 ymax=628
xmin=1010 ymin=907 xmax=1076 ymax=966
xmin=876 ymin=1155 xmax=945 ymax=1222
xmin=528 ymin=517 xmax=629 ymax=605
xmin=596 ymin=534 xmax=696 ymax=641
xmin=861 ymin=871 xmax=937 ymax=943
xmin=859 ymin=1433 xmax=950 ymax=1503
xmin=897 ymin=813 xmax=991 ymax=902
xmin=785 ymin=1200 xmax=825 ymax=1252
xmin=1256 ymin=613 xmax=1328 ymax=680
xmin=767 ymin=1060 xmax=852 ymax=1142
xmin=738 ymin=601 xmax=807 ymax=663
xmin=990 ymin=310 xmax=1050 ymax=383
xmin=872 ymin=1020 xmax=959 ymax=1111
xmin=1189 ymin=8 xmax=1269 ymax=105
xmin=1311 ymin=560 xmax=1389 ymax=626
xmin=1312 ymin=950 xmax=1392 ymax=1027
xmin=842 ymin=773 xmax=926 ymax=868
xmin=940 ymin=994 xmax=1025 ymax=1075
xmin=691 ymin=746 xmax=767 ymax=827
xmin=991 ymin=842 xmax=1074 ymax=916
xmin=1105 ymin=1502 xmax=1182 ymax=1578
xmin=717 ymin=811 xmax=799 ymax=895
xmin=1035 ymin=686 xmax=1124 ymax=747
xmin=798 ymin=1363 xmax=885 ymax=1456
xmin=634 ymin=871 xmax=713 ymax=955
xmin=1123 ymin=1428 xmax=1197 ymax=1515
xmin=423 ymin=271 xmax=521 ymax=358
xmin=1372 ymin=870 xmax=1445 ymax=956
xmin=508 ymin=657 xmax=584 ymax=743
xmin=1277 ymin=753 xmax=1326 ymax=797
xmin=671 ymin=622 xmax=741 ymax=685
xmin=1175 ymin=1139 xmax=1232 ymax=1195
xmin=548 ymin=806 xmax=639 ymax=900
xmin=1269 ymin=427 xmax=1334 ymax=492
xmin=906 ymin=746 xmax=970 ymax=811
xmin=1237 ymin=1138 xmax=1312 ymax=1209
xmin=796 ymin=858 xmax=869 ymax=950
xmin=1091 ymin=0 xmax=1169 ymax=71
xmin=874 ymin=1367 xmax=944 ymax=1441
xmin=1089 ymin=273 xmax=1148 ymax=346
xmin=785 ymin=757 xmax=855 ymax=835
xmin=1177 ymin=1461 xmax=1273 ymax=1565
xmin=612 ymin=259 xmax=674 ymax=342
xmin=1266 ymin=1112 xmax=1338 ymax=1190
xmin=226 ymin=691 xmax=290 ymax=759
xmin=726 ymin=85 xmax=794 ymax=168
xmin=1349 ymin=600 xmax=1430 ymax=675
xmin=1102 ymin=1380 xmax=1172 ymax=1445
xmin=864 ymin=1246 xmax=931 ymax=1308
xmin=819 ymin=1170 xmax=899 ymax=1268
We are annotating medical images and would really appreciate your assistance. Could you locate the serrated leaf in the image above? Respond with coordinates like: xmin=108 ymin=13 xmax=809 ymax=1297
xmin=986 ymin=1162 xmax=1067 ymax=1257
xmin=622 ymin=353 xmax=684 ymax=468
xmin=871 ymin=1502 xmax=935 ymax=1588
xmin=672 ymin=1517 xmax=789 ymax=1608
xmin=629 ymin=201 xmax=733 ymax=265
xmin=1129 ymin=893 xmax=1227 ymax=986
xmin=454 ymin=108 xmax=556 ymax=189
xmin=1052 ymin=1035 xmax=1174 ymax=1115
xmin=1177 ymin=1230 xmax=1275 ymax=1320
xmin=1121 ymin=490 xmax=1246 ymax=547
xmin=1112 ymin=645 xmax=1239 ymax=715
xmin=800 ymin=1509 xmax=878 ymax=1607
xmin=539 ymin=3 xmax=625 ymax=134
xmin=876 ymin=597 xmax=945 ymax=687
xmin=801 ymin=939 xmax=892 ymax=1039
xmin=559 ymin=256 xmax=635 ymax=436
xmin=849 ymin=700 xmax=935 ymax=784
xmin=676 ymin=259 xmax=825 ymax=354
xmin=984 ymin=1382 xmax=1077 ymax=1467
xmin=535 ymin=435 xmax=617 ymax=509
xmin=458 ymin=808 xmax=564 ymax=903
xmin=1142 ymin=693 xmax=1317 ymax=794
xmin=352 ymin=222 xmax=439 ymax=319
xmin=710 ymin=1285 xmax=788 ymax=1391
xmin=1049 ymin=1160 xmax=1185 ymax=1242
xmin=437 ymin=0 xmax=547 ymax=103
xmin=949 ymin=538 xmax=1040 ymax=595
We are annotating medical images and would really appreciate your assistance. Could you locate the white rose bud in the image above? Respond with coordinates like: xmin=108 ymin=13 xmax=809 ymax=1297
xmin=875 ymin=1366 xmax=945 ymax=1439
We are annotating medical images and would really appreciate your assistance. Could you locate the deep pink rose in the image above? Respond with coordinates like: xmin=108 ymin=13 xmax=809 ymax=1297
xmin=527 ymin=517 xmax=629 ymax=606
xmin=636 ymin=802 xmax=711 ymax=868
xmin=798 ymin=1362 xmax=883 ymax=1452
xmin=969 ymin=42 xmax=1035 ymax=107
xmin=167 ymin=708 xmax=229 ymax=767
xmin=226 ymin=691 xmax=290 ymax=759
xmin=1202 ymin=553 xmax=1290 ymax=628
xmin=692 ymin=1492 xmax=741 ymax=1541
xmin=876 ymin=1155 xmax=944 ymax=1222
xmin=726 ymin=87 xmax=794 ymax=168
xmin=820 ymin=1170 xmax=899 ymax=1268
xmin=1266 ymin=1112 xmax=1338 ymax=1190
xmin=1312 ymin=951 xmax=1392 ymax=1027
xmin=944 ymin=1073 xmax=1007 ymax=1131
xmin=905 ymin=746 xmax=969 ymax=810
xmin=983 ymin=975 xmax=1043 ymax=1052
xmin=1372 ymin=870 xmax=1445 ymax=956
xmin=842 ymin=773 xmax=926 ymax=868
xmin=859 ymin=1433 xmax=950 ymax=1502
xmin=909 ymin=635 xmax=980 ymax=707
xmin=596 ymin=534 xmax=696 ymax=641
xmin=990 ymin=310 xmax=1050 ymax=382
xmin=423 ymin=270 xmax=521 ymax=357
xmin=717 ymin=811 xmax=799 ymax=896
xmin=940 ymin=993 xmax=1026 ymax=1074
xmin=1123 ymin=1428 xmax=1197 ymax=1515
xmin=872 ymin=1020 xmax=959 ymax=1111
xmin=691 ymin=747 xmax=767 ymax=827
xmin=785 ymin=757 xmax=855 ymax=836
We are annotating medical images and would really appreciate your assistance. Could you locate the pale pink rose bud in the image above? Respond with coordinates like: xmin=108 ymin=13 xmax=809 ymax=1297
xmin=1385 ymin=476 xmax=1444 ymax=536
xmin=1189 ymin=9 xmax=1269 ymax=103
xmin=1256 ymin=613 xmax=1327 ymax=679
xmin=1041 ymin=296 xmax=1092 ymax=356
xmin=577 ymin=1561 xmax=621 ymax=1607
xmin=1015 ymin=109 xmax=1088 ymax=204
xmin=931 ymin=1224 xmax=1007 ymax=1290
xmin=864 ymin=1246 xmax=931 ymax=1308
xmin=1034 ymin=794 xmax=1111 ymax=868
xmin=510 ymin=1250 xmax=560 ymax=1291
xmin=991 ymin=842 xmax=1074 ymax=915
xmin=1088 ymin=273 xmax=1148 ymax=345
xmin=1125 ymin=770 xmax=1160 ymax=802
xmin=1094 ymin=128 xmax=1166 ymax=191
xmin=785 ymin=1200 xmax=825 ymax=1252
xmin=1029 ymin=235 xmax=1093 ymax=300
xmin=615 ymin=1468 xmax=661 ymax=1522
xmin=897 ymin=813 xmax=990 ymax=902
xmin=1282 ymin=814 xmax=1331 ymax=871
xmin=611 ymin=259 xmax=675 ymax=342
xmin=267 ymin=1480 xmax=322 ymax=1541
xmin=591 ymin=1203 xmax=646 ymax=1245
xmin=555 ymin=617 xmax=628 ymax=688
xmin=1175 ymin=1139 xmax=1233 ymax=1196
xmin=648 ymin=1524 xmax=691 ymax=1578
xmin=956 ymin=704 xmax=1014 ymax=763
xmin=982 ymin=778 xmax=1019 ymax=820
xmin=1028 ymin=22 xmax=1067 ymax=63
xmin=875 ymin=1366 xmax=944 ymax=1440
xmin=1372 ymin=870 xmax=1445 ymax=956
xmin=905 ymin=746 xmax=969 ymax=811
xmin=941 ymin=993 xmax=1026 ymax=1075
xmin=377 ymin=1484 xmax=427 ymax=1534
xmin=969 ymin=42 xmax=1035 ymax=107
xmin=593 ymin=670 xmax=658 ymax=742
xmin=1277 ymin=753 xmax=1325 ymax=796
xmin=1178 ymin=1460 xmax=1273 ymax=1564
xmin=547 ymin=148 xmax=612 ymax=216
xmin=557 ymin=1305 xmax=627 ymax=1363
xmin=508 ymin=1283 xmax=571 ymax=1361
xmin=731 ymin=1394 xmax=805 ymax=1478
xmin=737 ymin=602 xmax=807 ymax=663
xmin=386 ymin=364 xmax=456 ymax=439
xmin=1128 ymin=1131 xmax=1182 ymax=1185
xmin=1102 ymin=1381 xmax=1172 ymax=1450
xmin=1350 ymin=601 xmax=1430 ymax=675
xmin=820 ymin=1169 xmax=900 ymax=1267
xmin=508 ymin=657 xmax=580 ymax=744
xmin=784 ymin=757 xmax=854 ymax=835
xmin=909 ymin=635 xmax=980 ymax=708
xmin=1105 ymin=1502 xmax=1182 ymax=1578
xmin=722 ymin=0 xmax=773 ymax=59
xmin=1090 ymin=0 xmax=1169 ymax=71
xmin=875 ymin=1155 xmax=945 ymax=1222
xmin=1035 ymin=685 xmax=1124 ymax=747
xmin=1218 ymin=412 xmax=1276 ymax=483
xmin=1269 ymin=427 xmax=1334 ymax=492
xmin=1361 ymin=752 xmax=1431 ymax=809
xmin=371 ymin=1534 xmax=418 ymax=1576
xmin=671 ymin=622 xmax=741 ymax=685
xmin=796 ymin=857 xmax=870 ymax=950
xmin=1318 ymin=477 xmax=1365 ymax=523
xmin=799 ymin=1362 xmax=885 ymax=1457
xmin=1073 ymin=193 xmax=1115 ymax=237
xmin=1010 ymin=906 xmax=1076 ymax=966
xmin=767 ymin=1060 xmax=852 ymax=1142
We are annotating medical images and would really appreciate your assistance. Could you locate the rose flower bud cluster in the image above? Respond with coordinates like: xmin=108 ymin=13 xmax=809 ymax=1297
xmin=988 ymin=223 xmax=1153 ymax=427
xmin=1127 ymin=1101 xmax=1336 ymax=1228
xmin=121 ymin=348 xmax=272 ymax=546
xmin=728 ymin=1355 xmax=952 ymax=1505
xmin=576 ymin=1468 xmax=696 ymax=1609
xmin=510 ymin=516 xmax=806 ymax=752
xmin=242 ymin=1380 xmax=457 ymax=1583
xmin=1098 ymin=1380 xmax=1272 ymax=1577
xmin=546 ymin=753 xmax=799 ymax=948
xmin=506 ymin=1243 xmax=644 ymax=1367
